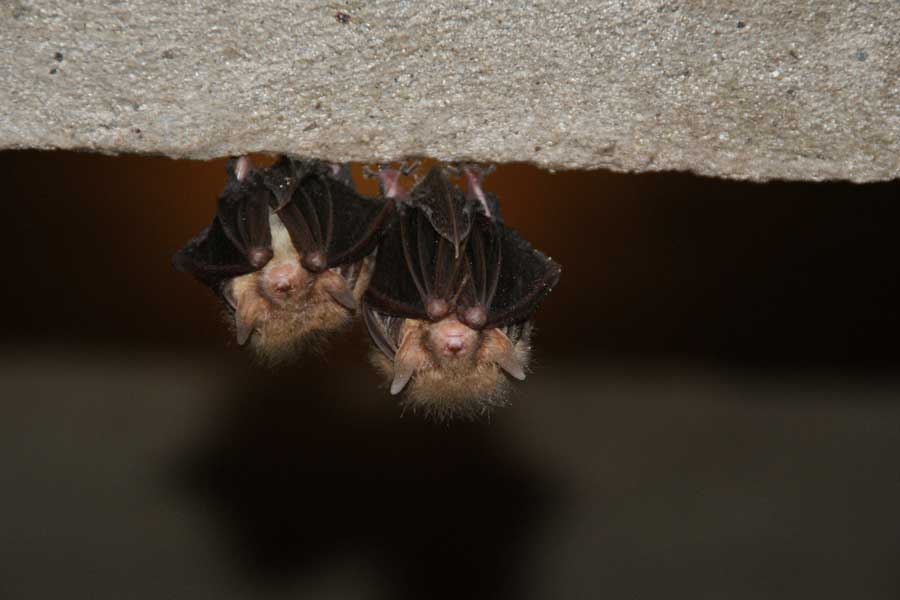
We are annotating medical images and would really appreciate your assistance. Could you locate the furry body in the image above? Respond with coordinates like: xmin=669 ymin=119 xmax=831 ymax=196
xmin=369 ymin=315 xmax=533 ymax=420
xmin=226 ymin=213 xmax=372 ymax=365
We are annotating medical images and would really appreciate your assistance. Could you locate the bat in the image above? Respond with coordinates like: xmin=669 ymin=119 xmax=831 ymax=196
xmin=174 ymin=155 xmax=393 ymax=364
xmin=362 ymin=164 xmax=561 ymax=419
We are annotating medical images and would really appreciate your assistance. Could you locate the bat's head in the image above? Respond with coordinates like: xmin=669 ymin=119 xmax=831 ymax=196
xmin=221 ymin=212 xmax=372 ymax=366
xmin=366 ymin=310 xmax=532 ymax=420
xmin=177 ymin=155 xmax=392 ymax=365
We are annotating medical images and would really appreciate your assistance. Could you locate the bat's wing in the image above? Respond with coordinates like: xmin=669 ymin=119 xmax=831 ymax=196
xmin=266 ymin=158 xmax=393 ymax=273
xmin=215 ymin=173 xmax=274 ymax=269
xmin=364 ymin=204 xmax=468 ymax=321
xmin=173 ymin=217 xmax=259 ymax=290
xmin=408 ymin=166 xmax=472 ymax=258
xmin=458 ymin=215 xmax=561 ymax=329
xmin=366 ymin=171 xmax=559 ymax=327
xmin=365 ymin=167 xmax=476 ymax=319
xmin=173 ymin=163 xmax=274 ymax=290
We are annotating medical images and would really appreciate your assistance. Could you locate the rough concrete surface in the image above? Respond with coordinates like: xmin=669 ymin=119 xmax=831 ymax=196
xmin=0 ymin=1 xmax=898 ymax=181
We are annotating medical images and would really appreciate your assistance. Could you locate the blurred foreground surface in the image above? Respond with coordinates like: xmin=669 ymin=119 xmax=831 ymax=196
xmin=2 ymin=350 xmax=899 ymax=599
xmin=1 ymin=151 xmax=898 ymax=598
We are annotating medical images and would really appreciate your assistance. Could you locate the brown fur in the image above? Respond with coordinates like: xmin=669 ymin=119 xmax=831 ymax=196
xmin=371 ymin=319 xmax=533 ymax=421
xmin=228 ymin=256 xmax=373 ymax=367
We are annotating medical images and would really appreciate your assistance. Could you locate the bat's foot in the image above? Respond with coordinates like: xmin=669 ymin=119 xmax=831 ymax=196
xmin=234 ymin=156 xmax=254 ymax=181
xmin=364 ymin=161 xmax=420 ymax=200
xmin=450 ymin=163 xmax=496 ymax=219
xmin=225 ymin=155 xmax=255 ymax=183
xmin=324 ymin=162 xmax=355 ymax=188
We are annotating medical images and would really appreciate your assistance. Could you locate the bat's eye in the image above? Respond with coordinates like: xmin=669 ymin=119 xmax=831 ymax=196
xmin=222 ymin=281 xmax=238 ymax=310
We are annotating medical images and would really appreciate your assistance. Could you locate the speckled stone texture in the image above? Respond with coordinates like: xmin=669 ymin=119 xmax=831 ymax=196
xmin=1 ymin=1 xmax=898 ymax=181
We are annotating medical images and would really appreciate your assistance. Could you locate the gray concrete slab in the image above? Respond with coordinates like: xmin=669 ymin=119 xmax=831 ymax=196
xmin=1 ymin=1 xmax=898 ymax=181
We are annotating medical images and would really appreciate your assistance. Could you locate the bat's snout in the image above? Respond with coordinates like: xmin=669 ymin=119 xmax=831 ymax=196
xmin=445 ymin=336 xmax=465 ymax=355
xmin=264 ymin=260 xmax=306 ymax=294
xmin=429 ymin=318 xmax=479 ymax=359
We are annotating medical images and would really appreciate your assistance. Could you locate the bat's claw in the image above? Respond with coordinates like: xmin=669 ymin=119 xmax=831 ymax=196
xmin=365 ymin=162 xmax=418 ymax=201
xmin=457 ymin=163 xmax=496 ymax=219
xmin=364 ymin=161 xmax=420 ymax=178
xmin=324 ymin=162 xmax=355 ymax=188
xmin=399 ymin=160 xmax=421 ymax=176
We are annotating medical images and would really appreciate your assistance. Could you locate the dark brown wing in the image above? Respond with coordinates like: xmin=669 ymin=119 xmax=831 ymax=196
xmin=215 ymin=175 xmax=273 ymax=269
xmin=173 ymin=218 xmax=258 ymax=291
xmin=266 ymin=158 xmax=393 ymax=273
xmin=408 ymin=166 xmax=472 ymax=258
xmin=364 ymin=168 xmax=561 ymax=327
xmin=457 ymin=215 xmax=561 ymax=329
xmin=173 ymin=163 xmax=274 ymax=291
xmin=364 ymin=202 xmax=470 ymax=321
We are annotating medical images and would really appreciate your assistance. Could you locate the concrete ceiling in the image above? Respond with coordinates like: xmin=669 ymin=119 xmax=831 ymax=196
xmin=1 ymin=1 xmax=898 ymax=181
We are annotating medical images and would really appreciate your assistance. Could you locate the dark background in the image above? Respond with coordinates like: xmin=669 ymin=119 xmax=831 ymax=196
xmin=1 ymin=150 xmax=899 ymax=598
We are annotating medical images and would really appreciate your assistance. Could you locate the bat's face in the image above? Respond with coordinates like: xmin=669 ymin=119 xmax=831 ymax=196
xmin=368 ymin=312 xmax=532 ymax=420
xmin=175 ymin=156 xmax=390 ymax=366
xmin=223 ymin=212 xmax=370 ymax=365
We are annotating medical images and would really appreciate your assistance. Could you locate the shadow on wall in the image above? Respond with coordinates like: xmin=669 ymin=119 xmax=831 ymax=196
xmin=175 ymin=365 xmax=556 ymax=599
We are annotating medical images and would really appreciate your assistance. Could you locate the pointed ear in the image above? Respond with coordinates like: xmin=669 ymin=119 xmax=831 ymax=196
xmin=222 ymin=280 xmax=238 ymax=310
xmin=319 ymin=270 xmax=356 ymax=310
xmin=486 ymin=328 xmax=526 ymax=381
xmin=234 ymin=295 xmax=266 ymax=346
xmin=391 ymin=328 xmax=425 ymax=395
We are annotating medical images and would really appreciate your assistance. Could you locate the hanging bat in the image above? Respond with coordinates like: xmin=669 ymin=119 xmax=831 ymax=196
xmin=362 ymin=165 xmax=561 ymax=419
xmin=174 ymin=155 xmax=393 ymax=364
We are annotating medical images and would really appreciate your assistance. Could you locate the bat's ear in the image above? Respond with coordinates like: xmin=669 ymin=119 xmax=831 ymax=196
xmin=391 ymin=329 xmax=425 ymax=395
xmin=318 ymin=271 xmax=357 ymax=311
xmin=234 ymin=297 xmax=266 ymax=346
xmin=222 ymin=281 xmax=238 ymax=310
xmin=486 ymin=328 xmax=526 ymax=381
xmin=224 ymin=280 xmax=267 ymax=346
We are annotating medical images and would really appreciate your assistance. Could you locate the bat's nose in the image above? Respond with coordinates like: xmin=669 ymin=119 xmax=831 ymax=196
xmin=446 ymin=337 xmax=465 ymax=354
xmin=431 ymin=317 xmax=478 ymax=358
xmin=266 ymin=261 xmax=304 ymax=293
